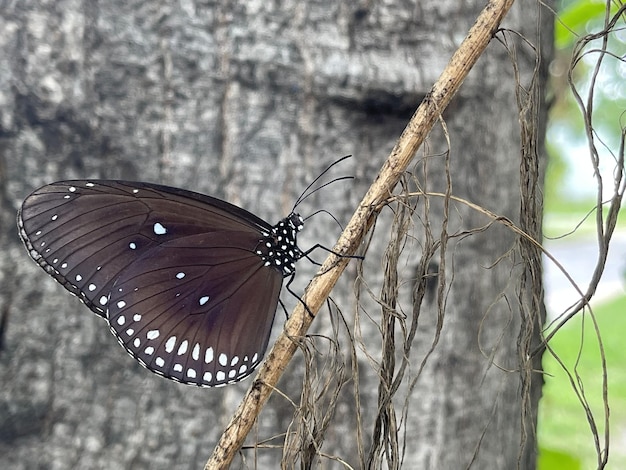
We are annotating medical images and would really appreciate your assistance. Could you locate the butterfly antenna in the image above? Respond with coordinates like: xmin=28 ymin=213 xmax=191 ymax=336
xmin=292 ymin=155 xmax=353 ymax=211
xmin=304 ymin=209 xmax=345 ymax=231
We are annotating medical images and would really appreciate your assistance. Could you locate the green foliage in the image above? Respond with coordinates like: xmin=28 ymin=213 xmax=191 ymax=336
xmin=538 ymin=446 xmax=581 ymax=470
xmin=554 ymin=0 xmax=616 ymax=50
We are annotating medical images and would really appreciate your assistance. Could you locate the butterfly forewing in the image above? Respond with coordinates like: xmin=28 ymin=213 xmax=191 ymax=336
xmin=18 ymin=180 xmax=299 ymax=387
xmin=18 ymin=181 xmax=270 ymax=316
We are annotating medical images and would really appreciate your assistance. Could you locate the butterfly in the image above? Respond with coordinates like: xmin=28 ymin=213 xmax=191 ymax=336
xmin=17 ymin=180 xmax=307 ymax=387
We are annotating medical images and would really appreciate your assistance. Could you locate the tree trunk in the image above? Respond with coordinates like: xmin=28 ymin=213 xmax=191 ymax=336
xmin=0 ymin=1 xmax=552 ymax=469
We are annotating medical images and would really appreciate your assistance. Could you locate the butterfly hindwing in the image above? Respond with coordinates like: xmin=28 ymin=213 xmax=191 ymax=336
xmin=106 ymin=232 xmax=283 ymax=386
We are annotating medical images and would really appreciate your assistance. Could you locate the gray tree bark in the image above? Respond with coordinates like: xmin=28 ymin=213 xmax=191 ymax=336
xmin=0 ymin=1 xmax=552 ymax=469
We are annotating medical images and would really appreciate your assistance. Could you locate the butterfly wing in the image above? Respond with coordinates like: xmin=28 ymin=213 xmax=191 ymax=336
xmin=106 ymin=232 xmax=283 ymax=386
xmin=18 ymin=180 xmax=287 ymax=386
xmin=17 ymin=180 xmax=270 ymax=317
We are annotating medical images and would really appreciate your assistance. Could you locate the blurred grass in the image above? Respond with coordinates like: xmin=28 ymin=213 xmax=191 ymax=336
xmin=538 ymin=294 xmax=626 ymax=469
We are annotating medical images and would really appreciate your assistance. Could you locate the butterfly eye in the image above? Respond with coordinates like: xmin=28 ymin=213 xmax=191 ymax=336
xmin=18 ymin=180 xmax=304 ymax=387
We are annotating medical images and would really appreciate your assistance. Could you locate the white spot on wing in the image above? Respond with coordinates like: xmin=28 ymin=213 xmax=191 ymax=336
xmin=99 ymin=295 xmax=108 ymax=306
xmin=173 ymin=363 xmax=183 ymax=373
xmin=155 ymin=357 xmax=165 ymax=368
xmin=165 ymin=336 xmax=177 ymax=353
xmin=69 ymin=186 xmax=77 ymax=192
xmin=75 ymin=274 xmax=82 ymax=282
xmin=219 ymin=353 xmax=228 ymax=366
xmin=177 ymin=340 xmax=188 ymax=356
xmin=153 ymin=222 xmax=167 ymax=235
xmin=125 ymin=328 xmax=134 ymax=336
xmin=199 ymin=296 xmax=209 ymax=306
xmin=228 ymin=369 xmax=236 ymax=379
xmin=146 ymin=329 xmax=160 ymax=340
xmin=203 ymin=371 xmax=212 ymax=383
xmin=192 ymin=343 xmax=200 ymax=361
xmin=116 ymin=315 xmax=125 ymax=326
xmin=88 ymin=284 xmax=96 ymax=292
xmin=176 ymin=272 xmax=185 ymax=279
xmin=133 ymin=338 xmax=140 ymax=347
xmin=133 ymin=313 xmax=142 ymax=322
xmin=187 ymin=368 xmax=197 ymax=379
xmin=129 ymin=242 xmax=137 ymax=250
xmin=117 ymin=300 xmax=126 ymax=309
xmin=216 ymin=371 xmax=226 ymax=381
xmin=144 ymin=346 xmax=154 ymax=355
xmin=239 ymin=364 xmax=248 ymax=374
xmin=205 ymin=347 xmax=214 ymax=364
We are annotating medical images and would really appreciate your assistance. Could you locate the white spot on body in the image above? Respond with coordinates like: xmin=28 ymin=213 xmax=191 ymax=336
xmin=146 ymin=329 xmax=160 ymax=340
xmin=153 ymin=223 xmax=167 ymax=235
xmin=199 ymin=296 xmax=209 ymax=306
xmin=177 ymin=340 xmax=188 ymax=356
xmin=155 ymin=357 xmax=165 ymax=368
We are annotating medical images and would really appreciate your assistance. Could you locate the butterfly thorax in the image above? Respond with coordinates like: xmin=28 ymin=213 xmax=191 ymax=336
xmin=255 ymin=212 xmax=304 ymax=277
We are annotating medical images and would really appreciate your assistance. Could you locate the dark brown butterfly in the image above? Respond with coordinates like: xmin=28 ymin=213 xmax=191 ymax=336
xmin=18 ymin=180 xmax=305 ymax=387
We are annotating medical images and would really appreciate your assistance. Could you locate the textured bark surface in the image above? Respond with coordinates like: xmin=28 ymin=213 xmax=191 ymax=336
xmin=0 ymin=1 xmax=552 ymax=469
